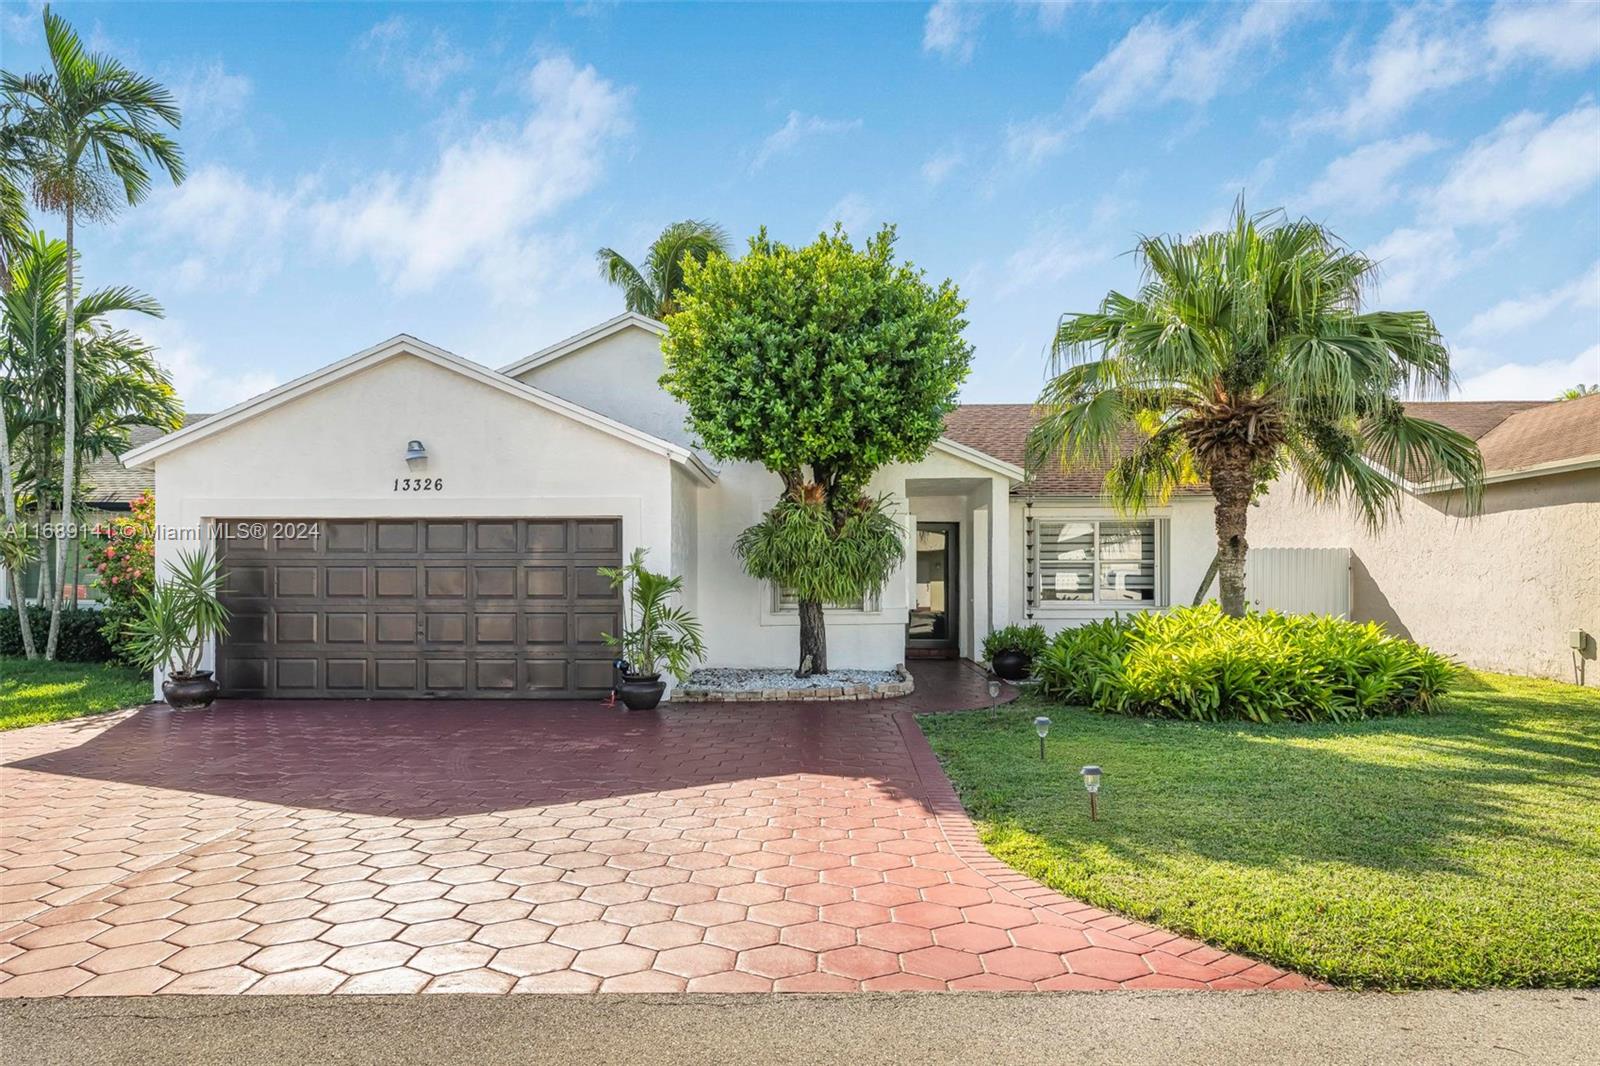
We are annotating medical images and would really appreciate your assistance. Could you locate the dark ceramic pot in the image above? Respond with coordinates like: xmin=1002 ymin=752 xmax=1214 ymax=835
xmin=617 ymin=673 xmax=666 ymax=711
xmin=991 ymin=649 xmax=1031 ymax=681
xmin=163 ymin=671 xmax=219 ymax=710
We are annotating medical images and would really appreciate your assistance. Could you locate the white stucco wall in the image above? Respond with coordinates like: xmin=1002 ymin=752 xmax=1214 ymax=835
xmin=1007 ymin=493 xmax=1217 ymax=637
xmin=1249 ymin=470 xmax=1600 ymax=686
xmin=511 ymin=326 xmax=695 ymax=451
xmin=146 ymin=351 xmax=677 ymax=690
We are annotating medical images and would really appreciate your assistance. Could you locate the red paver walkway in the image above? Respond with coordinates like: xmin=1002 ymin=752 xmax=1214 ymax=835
xmin=0 ymin=662 xmax=1319 ymax=995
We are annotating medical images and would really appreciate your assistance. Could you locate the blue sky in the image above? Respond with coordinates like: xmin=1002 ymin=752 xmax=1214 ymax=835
xmin=3 ymin=0 xmax=1598 ymax=411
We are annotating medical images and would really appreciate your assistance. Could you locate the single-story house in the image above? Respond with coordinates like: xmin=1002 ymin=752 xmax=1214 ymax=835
xmin=120 ymin=314 xmax=1598 ymax=699
xmin=1249 ymin=394 xmax=1600 ymax=687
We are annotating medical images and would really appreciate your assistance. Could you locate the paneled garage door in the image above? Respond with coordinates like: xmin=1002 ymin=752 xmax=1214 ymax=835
xmin=216 ymin=518 xmax=623 ymax=699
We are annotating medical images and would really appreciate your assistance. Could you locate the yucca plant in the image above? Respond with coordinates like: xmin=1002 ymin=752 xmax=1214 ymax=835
xmin=126 ymin=545 xmax=227 ymax=678
xmin=598 ymin=548 xmax=706 ymax=681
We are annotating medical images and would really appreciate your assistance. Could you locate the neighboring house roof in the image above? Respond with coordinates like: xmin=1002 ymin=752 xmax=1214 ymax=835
xmin=498 ymin=312 xmax=666 ymax=378
xmin=120 ymin=334 xmax=718 ymax=484
xmin=1463 ymin=394 xmax=1600 ymax=477
xmin=1395 ymin=400 xmax=1550 ymax=441
xmin=81 ymin=416 xmax=208 ymax=505
xmin=942 ymin=404 xmax=1209 ymax=498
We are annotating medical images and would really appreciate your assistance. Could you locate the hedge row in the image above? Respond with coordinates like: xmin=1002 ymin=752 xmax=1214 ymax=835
xmin=0 ymin=606 xmax=116 ymax=663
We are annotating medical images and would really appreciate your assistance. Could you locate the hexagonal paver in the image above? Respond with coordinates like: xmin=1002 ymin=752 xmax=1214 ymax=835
xmin=571 ymin=944 xmax=654 ymax=978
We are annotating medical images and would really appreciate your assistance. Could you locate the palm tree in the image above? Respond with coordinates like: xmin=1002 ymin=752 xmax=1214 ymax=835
xmin=2 ymin=232 xmax=180 ymax=641
xmin=2 ymin=6 xmax=184 ymax=658
xmin=1027 ymin=202 xmax=1485 ymax=618
xmin=1558 ymin=384 xmax=1597 ymax=400
xmin=596 ymin=219 xmax=729 ymax=319
xmin=0 ymin=160 xmax=32 ymax=654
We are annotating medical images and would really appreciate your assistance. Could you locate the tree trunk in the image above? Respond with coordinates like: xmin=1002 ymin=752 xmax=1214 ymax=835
xmin=46 ymin=202 xmax=74 ymax=660
xmin=797 ymin=599 xmax=827 ymax=677
xmin=1191 ymin=551 xmax=1220 ymax=607
xmin=1210 ymin=460 xmax=1253 ymax=618
xmin=0 ymin=394 xmax=37 ymax=659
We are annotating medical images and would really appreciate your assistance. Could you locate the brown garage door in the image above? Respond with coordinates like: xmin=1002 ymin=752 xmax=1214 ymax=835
xmin=216 ymin=518 xmax=623 ymax=699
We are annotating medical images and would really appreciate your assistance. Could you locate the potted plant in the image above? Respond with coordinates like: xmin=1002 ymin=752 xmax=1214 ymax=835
xmin=599 ymin=548 xmax=706 ymax=710
xmin=127 ymin=546 xmax=229 ymax=710
xmin=983 ymin=623 xmax=1047 ymax=681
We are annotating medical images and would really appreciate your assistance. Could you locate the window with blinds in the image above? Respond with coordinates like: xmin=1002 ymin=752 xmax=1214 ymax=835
xmin=773 ymin=585 xmax=878 ymax=612
xmin=1033 ymin=519 xmax=1158 ymax=604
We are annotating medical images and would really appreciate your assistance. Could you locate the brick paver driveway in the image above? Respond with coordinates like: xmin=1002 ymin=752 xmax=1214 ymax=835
xmin=0 ymin=663 xmax=1313 ymax=995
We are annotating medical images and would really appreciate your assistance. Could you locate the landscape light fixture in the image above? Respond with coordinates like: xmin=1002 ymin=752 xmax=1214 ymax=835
xmin=1080 ymin=765 xmax=1102 ymax=820
xmin=1034 ymin=716 xmax=1051 ymax=760
xmin=404 ymin=440 xmax=428 ymax=467
xmin=988 ymin=677 xmax=1001 ymax=706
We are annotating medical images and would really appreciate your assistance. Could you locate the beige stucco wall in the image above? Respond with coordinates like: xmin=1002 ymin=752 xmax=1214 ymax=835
xmin=1250 ymin=469 xmax=1600 ymax=686
xmin=147 ymin=350 xmax=677 ymax=691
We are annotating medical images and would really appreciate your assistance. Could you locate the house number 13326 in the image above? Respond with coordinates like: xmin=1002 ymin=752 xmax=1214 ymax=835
xmin=393 ymin=477 xmax=443 ymax=492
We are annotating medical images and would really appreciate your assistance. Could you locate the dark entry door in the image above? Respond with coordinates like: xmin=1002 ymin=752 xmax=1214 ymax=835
xmin=907 ymin=522 xmax=959 ymax=654
xmin=216 ymin=517 xmax=622 ymax=699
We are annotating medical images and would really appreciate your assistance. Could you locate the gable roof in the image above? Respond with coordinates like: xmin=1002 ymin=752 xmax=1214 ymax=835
xmin=120 ymin=333 xmax=717 ymax=483
xmin=1394 ymin=400 xmax=1550 ymax=441
xmin=499 ymin=312 xmax=666 ymax=378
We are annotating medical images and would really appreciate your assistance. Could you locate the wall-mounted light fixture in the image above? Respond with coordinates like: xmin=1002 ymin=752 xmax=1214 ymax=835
xmin=404 ymin=440 xmax=427 ymax=467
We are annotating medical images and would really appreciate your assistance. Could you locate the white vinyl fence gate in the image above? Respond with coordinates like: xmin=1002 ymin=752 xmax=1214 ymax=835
xmin=1244 ymin=547 xmax=1352 ymax=618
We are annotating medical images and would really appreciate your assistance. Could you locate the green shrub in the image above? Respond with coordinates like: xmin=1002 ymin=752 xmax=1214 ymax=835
xmin=982 ymin=623 xmax=1048 ymax=662
xmin=0 ymin=606 xmax=116 ymax=663
xmin=1034 ymin=603 xmax=1456 ymax=723
xmin=93 ymin=492 xmax=156 ymax=666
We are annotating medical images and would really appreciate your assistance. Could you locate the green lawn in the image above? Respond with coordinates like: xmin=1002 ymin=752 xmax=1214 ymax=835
xmin=0 ymin=657 xmax=151 ymax=731
xmin=920 ymin=670 xmax=1600 ymax=989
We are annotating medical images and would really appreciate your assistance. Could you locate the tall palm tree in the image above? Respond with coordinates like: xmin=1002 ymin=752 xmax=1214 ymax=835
xmin=2 ymin=6 xmax=184 ymax=658
xmin=2 ymin=232 xmax=180 ymax=642
xmin=1027 ymin=202 xmax=1485 ymax=618
xmin=596 ymin=219 xmax=729 ymax=319
xmin=0 ymin=156 xmax=33 ymax=654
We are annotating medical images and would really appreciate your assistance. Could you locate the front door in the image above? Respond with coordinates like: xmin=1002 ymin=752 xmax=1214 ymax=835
xmin=907 ymin=522 xmax=959 ymax=657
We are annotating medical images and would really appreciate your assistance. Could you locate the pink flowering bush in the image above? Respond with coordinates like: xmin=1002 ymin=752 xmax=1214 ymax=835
xmin=95 ymin=492 xmax=157 ymax=665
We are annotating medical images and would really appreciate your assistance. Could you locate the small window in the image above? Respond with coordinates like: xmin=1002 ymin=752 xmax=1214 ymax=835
xmin=773 ymin=585 xmax=878 ymax=613
xmin=1032 ymin=518 xmax=1158 ymax=605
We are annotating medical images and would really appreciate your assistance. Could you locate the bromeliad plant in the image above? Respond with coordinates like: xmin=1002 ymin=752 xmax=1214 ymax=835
xmin=126 ymin=545 xmax=228 ymax=679
xmin=599 ymin=548 xmax=706 ymax=681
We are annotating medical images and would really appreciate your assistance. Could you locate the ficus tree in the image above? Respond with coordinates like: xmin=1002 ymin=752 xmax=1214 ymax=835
xmin=662 ymin=225 xmax=972 ymax=675
xmin=1028 ymin=202 xmax=1485 ymax=618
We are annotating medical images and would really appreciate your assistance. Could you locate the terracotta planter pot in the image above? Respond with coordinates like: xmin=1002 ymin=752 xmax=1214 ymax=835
xmin=991 ymin=649 xmax=1031 ymax=681
xmin=617 ymin=673 xmax=666 ymax=711
xmin=162 ymin=671 xmax=219 ymax=710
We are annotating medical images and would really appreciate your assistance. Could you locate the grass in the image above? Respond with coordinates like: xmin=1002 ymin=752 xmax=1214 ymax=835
xmin=920 ymin=670 xmax=1600 ymax=989
xmin=0 ymin=656 xmax=151 ymax=731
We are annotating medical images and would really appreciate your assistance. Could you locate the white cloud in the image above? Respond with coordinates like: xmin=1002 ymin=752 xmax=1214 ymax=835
xmin=923 ymin=1 xmax=982 ymax=63
xmin=1003 ymin=117 xmax=1069 ymax=167
xmin=1486 ymin=1 xmax=1600 ymax=70
xmin=1430 ymin=103 xmax=1600 ymax=224
xmin=358 ymin=15 xmax=470 ymax=95
xmin=1078 ymin=2 xmax=1307 ymax=121
xmin=313 ymin=54 xmax=632 ymax=293
xmin=1462 ymin=262 xmax=1600 ymax=338
xmin=817 ymin=194 xmax=879 ymax=239
xmin=1369 ymin=224 xmax=1468 ymax=303
xmin=170 ymin=60 xmax=253 ymax=129
xmin=997 ymin=228 xmax=1105 ymax=298
xmin=1 ymin=1 xmax=43 ymax=42
xmin=920 ymin=149 xmax=964 ymax=186
xmin=141 ymin=321 xmax=279 ymax=412
xmin=1302 ymin=133 xmax=1443 ymax=213
xmin=750 ymin=111 xmax=862 ymax=173
xmin=1307 ymin=5 xmax=1600 ymax=136
xmin=147 ymin=165 xmax=310 ymax=292
xmin=1454 ymin=343 xmax=1600 ymax=399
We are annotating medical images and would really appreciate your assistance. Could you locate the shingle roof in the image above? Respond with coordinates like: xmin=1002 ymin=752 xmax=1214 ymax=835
xmin=943 ymin=397 xmax=1599 ymax=497
xmin=81 ymin=417 xmax=207 ymax=505
xmin=1471 ymin=394 xmax=1600 ymax=474
xmin=942 ymin=404 xmax=1211 ymax=497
